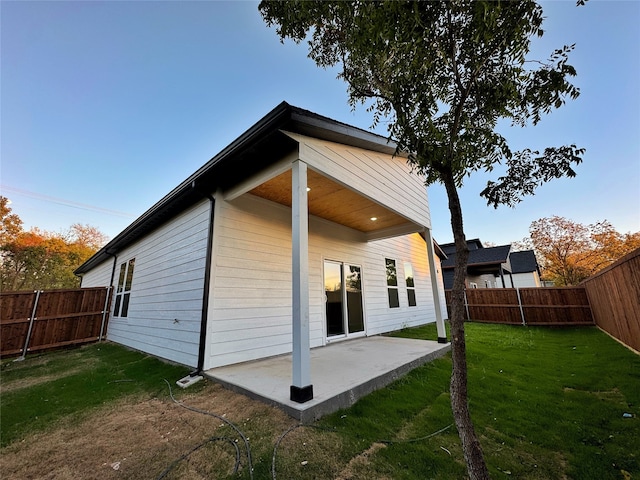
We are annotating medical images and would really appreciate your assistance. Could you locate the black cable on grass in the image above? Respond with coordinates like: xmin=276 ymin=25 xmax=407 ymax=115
xmin=156 ymin=436 xmax=240 ymax=480
xmin=378 ymin=423 xmax=452 ymax=444
xmin=163 ymin=379 xmax=254 ymax=480
xmin=271 ymin=424 xmax=300 ymax=480
xmin=271 ymin=423 xmax=453 ymax=480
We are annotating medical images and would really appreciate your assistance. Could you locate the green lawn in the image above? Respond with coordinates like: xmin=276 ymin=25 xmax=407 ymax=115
xmin=2 ymin=324 xmax=638 ymax=479
xmin=316 ymin=323 xmax=640 ymax=479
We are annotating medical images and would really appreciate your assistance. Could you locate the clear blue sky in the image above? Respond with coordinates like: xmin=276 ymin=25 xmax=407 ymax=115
xmin=2 ymin=0 xmax=639 ymax=246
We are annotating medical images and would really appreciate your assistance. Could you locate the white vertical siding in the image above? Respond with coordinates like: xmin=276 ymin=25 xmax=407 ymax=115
xmin=511 ymin=272 xmax=542 ymax=288
xmin=285 ymin=132 xmax=431 ymax=228
xmin=106 ymin=199 xmax=210 ymax=367
xmin=205 ymin=194 xmax=438 ymax=369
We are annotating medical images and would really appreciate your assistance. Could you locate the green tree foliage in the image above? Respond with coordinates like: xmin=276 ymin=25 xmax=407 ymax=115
xmin=528 ymin=216 xmax=640 ymax=286
xmin=1 ymin=196 xmax=23 ymax=245
xmin=260 ymin=2 xmax=583 ymax=478
xmin=0 ymin=198 xmax=108 ymax=291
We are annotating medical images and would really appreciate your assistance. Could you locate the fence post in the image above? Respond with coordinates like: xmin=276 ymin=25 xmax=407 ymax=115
xmin=99 ymin=286 xmax=111 ymax=341
xmin=515 ymin=288 xmax=526 ymax=326
xmin=464 ymin=290 xmax=470 ymax=321
xmin=19 ymin=290 xmax=42 ymax=360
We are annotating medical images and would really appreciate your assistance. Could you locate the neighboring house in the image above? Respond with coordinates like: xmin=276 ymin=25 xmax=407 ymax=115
xmin=509 ymin=250 xmax=542 ymax=288
xmin=75 ymin=102 xmax=448 ymax=403
xmin=440 ymin=239 xmax=541 ymax=289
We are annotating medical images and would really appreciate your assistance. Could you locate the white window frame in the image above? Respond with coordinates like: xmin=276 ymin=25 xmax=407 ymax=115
xmin=385 ymin=258 xmax=400 ymax=308
xmin=404 ymin=262 xmax=417 ymax=307
xmin=114 ymin=258 xmax=135 ymax=317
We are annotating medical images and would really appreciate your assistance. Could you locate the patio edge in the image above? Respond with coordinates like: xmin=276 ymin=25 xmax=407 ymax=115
xmin=205 ymin=342 xmax=451 ymax=423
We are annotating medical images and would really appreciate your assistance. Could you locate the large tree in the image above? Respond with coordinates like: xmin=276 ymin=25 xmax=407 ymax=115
xmin=260 ymin=2 xmax=583 ymax=478
xmin=528 ymin=216 xmax=640 ymax=286
xmin=1 ymin=196 xmax=23 ymax=245
xmin=0 ymin=199 xmax=108 ymax=291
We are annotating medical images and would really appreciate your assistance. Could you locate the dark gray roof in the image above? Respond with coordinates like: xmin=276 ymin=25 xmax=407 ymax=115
xmin=76 ymin=102 xmax=400 ymax=275
xmin=440 ymin=238 xmax=482 ymax=256
xmin=440 ymin=242 xmax=511 ymax=269
xmin=509 ymin=250 xmax=540 ymax=274
xmin=468 ymin=245 xmax=511 ymax=265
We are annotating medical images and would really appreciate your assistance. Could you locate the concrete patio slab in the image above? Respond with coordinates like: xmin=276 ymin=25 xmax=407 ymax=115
xmin=204 ymin=336 xmax=450 ymax=422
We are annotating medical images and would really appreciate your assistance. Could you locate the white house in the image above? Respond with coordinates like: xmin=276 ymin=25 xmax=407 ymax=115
xmin=508 ymin=250 xmax=543 ymax=288
xmin=76 ymin=102 xmax=448 ymax=403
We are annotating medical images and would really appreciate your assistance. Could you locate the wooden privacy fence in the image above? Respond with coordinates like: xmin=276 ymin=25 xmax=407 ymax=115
xmin=0 ymin=287 xmax=112 ymax=358
xmin=445 ymin=287 xmax=594 ymax=326
xmin=582 ymin=247 xmax=640 ymax=352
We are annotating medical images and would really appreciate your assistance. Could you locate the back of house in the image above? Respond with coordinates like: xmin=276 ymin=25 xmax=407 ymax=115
xmin=76 ymin=102 xmax=448 ymax=375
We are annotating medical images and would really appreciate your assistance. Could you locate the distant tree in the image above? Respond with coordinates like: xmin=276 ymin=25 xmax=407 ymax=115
xmin=527 ymin=216 xmax=639 ymax=285
xmin=511 ymin=237 xmax=535 ymax=252
xmin=260 ymin=2 xmax=583 ymax=478
xmin=0 ymin=204 xmax=108 ymax=291
xmin=66 ymin=223 xmax=109 ymax=251
xmin=0 ymin=196 xmax=23 ymax=245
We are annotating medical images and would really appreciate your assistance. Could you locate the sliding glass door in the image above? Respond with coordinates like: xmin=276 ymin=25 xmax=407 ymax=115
xmin=324 ymin=260 xmax=365 ymax=338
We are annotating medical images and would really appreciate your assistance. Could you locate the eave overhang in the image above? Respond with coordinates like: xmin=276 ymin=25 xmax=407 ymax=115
xmin=75 ymin=102 xmax=401 ymax=274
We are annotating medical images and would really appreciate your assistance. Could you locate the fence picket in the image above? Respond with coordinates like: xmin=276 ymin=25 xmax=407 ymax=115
xmin=445 ymin=287 xmax=594 ymax=326
xmin=1 ymin=287 xmax=111 ymax=358
xmin=582 ymin=247 xmax=640 ymax=352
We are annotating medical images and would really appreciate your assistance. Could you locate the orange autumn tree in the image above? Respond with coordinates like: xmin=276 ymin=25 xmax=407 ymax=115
xmin=0 ymin=196 xmax=108 ymax=291
xmin=528 ymin=216 xmax=640 ymax=285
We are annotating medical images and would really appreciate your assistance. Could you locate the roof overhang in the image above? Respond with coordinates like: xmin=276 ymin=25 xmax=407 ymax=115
xmin=76 ymin=102 xmax=404 ymax=274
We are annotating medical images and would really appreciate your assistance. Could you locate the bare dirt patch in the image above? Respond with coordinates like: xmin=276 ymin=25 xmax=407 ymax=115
xmin=0 ymin=379 xmax=361 ymax=480
xmin=0 ymin=381 xmax=298 ymax=479
xmin=334 ymin=442 xmax=388 ymax=480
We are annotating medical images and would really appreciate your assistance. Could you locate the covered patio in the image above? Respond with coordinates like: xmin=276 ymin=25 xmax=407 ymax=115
xmin=220 ymin=129 xmax=448 ymax=404
xmin=205 ymin=335 xmax=451 ymax=422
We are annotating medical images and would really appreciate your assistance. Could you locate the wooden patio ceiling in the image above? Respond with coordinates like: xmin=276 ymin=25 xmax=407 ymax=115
xmin=249 ymin=169 xmax=411 ymax=233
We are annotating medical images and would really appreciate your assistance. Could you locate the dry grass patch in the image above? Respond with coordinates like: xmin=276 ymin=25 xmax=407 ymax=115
xmin=1 ymin=381 xmax=296 ymax=480
xmin=334 ymin=442 xmax=388 ymax=480
xmin=1 ymin=378 xmax=364 ymax=480
xmin=0 ymin=362 xmax=98 ymax=394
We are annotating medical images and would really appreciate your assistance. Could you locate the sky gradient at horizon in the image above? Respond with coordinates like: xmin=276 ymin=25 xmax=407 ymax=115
xmin=2 ymin=0 xmax=639 ymax=247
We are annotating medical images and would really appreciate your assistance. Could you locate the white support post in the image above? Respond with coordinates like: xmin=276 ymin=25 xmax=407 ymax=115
xmin=290 ymin=160 xmax=313 ymax=403
xmin=425 ymin=228 xmax=448 ymax=343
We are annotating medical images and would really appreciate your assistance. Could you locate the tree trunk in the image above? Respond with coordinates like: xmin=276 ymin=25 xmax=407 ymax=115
xmin=442 ymin=170 xmax=491 ymax=480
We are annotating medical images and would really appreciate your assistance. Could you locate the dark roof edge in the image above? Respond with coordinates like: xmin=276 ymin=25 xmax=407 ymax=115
xmin=288 ymin=105 xmax=400 ymax=155
xmin=433 ymin=241 xmax=447 ymax=260
xmin=75 ymin=102 xmax=401 ymax=275
xmin=417 ymin=231 xmax=448 ymax=259
xmin=75 ymin=102 xmax=295 ymax=274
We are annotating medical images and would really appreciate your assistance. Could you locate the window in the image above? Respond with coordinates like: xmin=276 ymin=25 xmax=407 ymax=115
xmin=385 ymin=258 xmax=399 ymax=308
xmin=114 ymin=258 xmax=135 ymax=317
xmin=404 ymin=262 xmax=417 ymax=307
